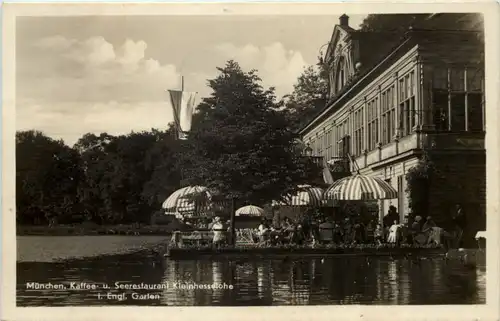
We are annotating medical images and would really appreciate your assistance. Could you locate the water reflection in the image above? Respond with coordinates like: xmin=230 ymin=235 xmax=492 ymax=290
xmin=17 ymin=253 xmax=485 ymax=306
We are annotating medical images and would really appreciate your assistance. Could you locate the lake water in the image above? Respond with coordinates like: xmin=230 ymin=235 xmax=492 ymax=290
xmin=17 ymin=251 xmax=486 ymax=306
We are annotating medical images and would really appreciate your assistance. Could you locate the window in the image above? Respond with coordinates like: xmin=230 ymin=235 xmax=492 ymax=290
xmin=325 ymin=129 xmax=333 ymax=160
xmin=335 ymin=126 xmax=341 ymax=157
xmin=432 ymin=66 xmax=484 ymax=132
xmin=353 ymin=107 xmax=364 ymax=157
xmin=336 ymin=57 xmax=346 ymax=93
xmin=315 ymin=134 xmax=322 ymax=156
xmin=468 ymin=93 xmax=483 ymax=132
xmin=433 ymin=91 xmax=449 ymax=131
xmin=324 ymin=131 xmax=328 ymax=158
xmin=381 ymin=86 xmax=396 ymax=145
xmin=399 ymin=72 xmax=416 ymax=136
xmin=433 ymin=68 xmax=448 ymax=90
xmin=338 ymin=135 xmax=351 ymax=157
xmin=467 ymin=68 xmax=482 ymax=92
xmin=367 ymin=97 xmax=379 ymax=150
xmin=451 ymin=94 xmax=466 ymax=131
xmin=336 ymin=120 xmax=349 ymax=157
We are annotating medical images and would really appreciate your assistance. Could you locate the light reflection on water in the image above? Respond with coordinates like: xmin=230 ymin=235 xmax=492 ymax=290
xmin=17 ymin=252 xmax=485 ymax=306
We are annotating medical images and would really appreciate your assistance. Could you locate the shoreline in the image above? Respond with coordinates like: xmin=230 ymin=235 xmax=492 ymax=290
xmin=16 ymin=235 xmax=170 ymax=263
xmin=17 ymin=224 xmax=174 ymax=236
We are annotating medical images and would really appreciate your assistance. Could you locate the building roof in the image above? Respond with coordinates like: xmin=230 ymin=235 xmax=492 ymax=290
xmin=299 ymin=13 xmax=484 ymax=136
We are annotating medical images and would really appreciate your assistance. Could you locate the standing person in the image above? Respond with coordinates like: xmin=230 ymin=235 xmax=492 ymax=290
xmin=354 ymin=220 xmax=366 ymax=244
xmin=258 ymin=219 xmax=270 ymax=243
xmin=387 ymin=220 xmax=400 ymax=244
xmin=319 ymin=217 xmax=334 ymax=244
xmin=453 ymin=204 xmax=467 ymax=247
xmin=211 ymin=217 xmax=225 ymax=248
xmin=343 ymin=217 xmax=353 ymax=244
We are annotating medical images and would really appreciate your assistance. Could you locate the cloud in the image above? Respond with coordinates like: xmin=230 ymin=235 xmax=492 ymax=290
xmin=213 ymin=42 xmax=308 ymax=97
xmin=23 ymin=35 xmax=182 ymax=103
xmin=16 ymin=99 xmax=175 ymax=146
xmin=18 ymin=36 xmax=310 ymax=144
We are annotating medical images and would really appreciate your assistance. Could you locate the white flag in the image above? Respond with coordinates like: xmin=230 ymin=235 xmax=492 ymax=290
xmin=168 ymin=90 xmax=197 ymax=140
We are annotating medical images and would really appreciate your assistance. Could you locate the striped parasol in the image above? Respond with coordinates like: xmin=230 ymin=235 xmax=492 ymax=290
xmin=235 ymin=205 xmax=265 ymax=217
xmin=162 ymin=186 xmax=212 ymax=214
xmin=323 ymin=175 xmax=397 ymax=201
xmin=273 ymin=185 xmax=325 ymax=207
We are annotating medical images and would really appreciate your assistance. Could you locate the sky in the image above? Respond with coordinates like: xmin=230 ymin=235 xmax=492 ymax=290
xmin=16 ymin=14 xmax=366 ymax=145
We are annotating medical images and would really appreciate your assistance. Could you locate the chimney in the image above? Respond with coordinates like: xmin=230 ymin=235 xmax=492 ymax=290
xmin=339 ymin=14 xmax=349 ymax=27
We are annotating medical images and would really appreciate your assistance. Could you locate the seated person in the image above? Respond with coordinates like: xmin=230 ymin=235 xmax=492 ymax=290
xmin=411 ymin=216 xmax=428 ymax=245
xmin=333 ymin=223 xmax=344 ymax=244
xmin=318 ymin=218 xmax=335 ymax=244
xmin=292 ymin=224 xmax=306 ymax=245
xmin=374 ymin=224 xmax=384 ymax=245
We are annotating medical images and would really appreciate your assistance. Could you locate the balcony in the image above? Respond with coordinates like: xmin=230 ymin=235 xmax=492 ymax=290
xmin=354 ymin=130 xmax=485 ymax=171
xmin=423 ymin=131 xmax=485 ymax=150
xmin=302 ymin=155 xmax=352 ymax=183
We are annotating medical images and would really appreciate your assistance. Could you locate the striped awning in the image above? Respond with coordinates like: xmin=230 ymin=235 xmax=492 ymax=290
xmin=324 ymin=175 xmax=398 ymax=201
xmin=273 ymin=185 xmax=325 ymax=207
xmin=235 ymin=205 xmax=265 ymax=217
xmin=162 ymin=186 xmax=212 ymax=214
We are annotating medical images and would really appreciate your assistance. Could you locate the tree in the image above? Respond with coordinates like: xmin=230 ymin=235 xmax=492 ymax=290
xmin=16 ymin=130 xmax=83 ymax=225
xmin=141 ymin=126 xmax=184 ymax=211
xmin=75 ymin=130 xmax=168 ymax=224
xmin=360 ymin=14 xmax=429 ymax=33
xmin=181 ymin=60 xmax=321 ymax=206
xmin=360 ymin=13 xmax=483 ymax=35
xmin=284 ymin=61 xmax=329 ymax=131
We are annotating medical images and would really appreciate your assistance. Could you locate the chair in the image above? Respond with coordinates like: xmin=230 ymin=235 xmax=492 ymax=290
xmin=318 ymin=223 xmax=335 ymax=244
xmin=236 ymin=229 xmax=257 ymax=245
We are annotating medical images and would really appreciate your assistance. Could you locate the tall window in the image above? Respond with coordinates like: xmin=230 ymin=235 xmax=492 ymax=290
xmin=381 ymin=86 xmax=396 ymax=145
xmin=337 ymin=120 xmax=349 ymax=157
xmin=399 ymin=71 xmax=416 ymax=136
xmin=324 ymin=131 xmax=327 ymax=158
xmin=367 ymin=97 xmax=379 ymax=150
xmin=336 ymin=57 xmax=346 ymax=92
xmin=325 ymin=129 xmax=333 ymax=160
xmin=466 ymin=67 xmax=484 ymax=132
xmin=432 ymin=66 xmax=484 ymax=132
xmin=353 ymin=108 xmax=364 ymax=157
xmin=315 ymin=134 xmax=322 ymax=156
xmin=338 ymin=135 xmax=351 ymax=157
xmin=335 ymin=125 xmax=341 ymax=158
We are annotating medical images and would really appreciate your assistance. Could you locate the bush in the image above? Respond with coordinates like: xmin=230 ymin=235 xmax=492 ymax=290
xmin=406 ymin=152 xmax=435 ymax=220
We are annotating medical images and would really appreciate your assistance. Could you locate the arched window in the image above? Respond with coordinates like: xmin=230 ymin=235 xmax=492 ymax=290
xmin=336 ymin=56 xmax=347 ymax=92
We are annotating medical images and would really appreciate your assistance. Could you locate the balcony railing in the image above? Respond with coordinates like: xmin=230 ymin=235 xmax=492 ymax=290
xmin=302 ymin=155 xmax=352 ymax=183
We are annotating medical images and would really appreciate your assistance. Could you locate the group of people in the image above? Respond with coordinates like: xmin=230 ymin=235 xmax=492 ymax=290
xmin=254 ymin=215 xmax=384 ymax=246
xmin=177 ymin=204 xmax=467 ymax=248
xmin=253 ymin=205 xmax=449 ymax=247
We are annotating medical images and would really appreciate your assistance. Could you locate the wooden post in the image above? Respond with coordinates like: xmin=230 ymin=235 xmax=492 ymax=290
xmin=229 ymin=197 xmax=236 ymax=246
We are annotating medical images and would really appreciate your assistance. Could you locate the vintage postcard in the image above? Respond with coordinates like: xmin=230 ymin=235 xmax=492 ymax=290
xmin=2 ymin=2 xmax=499 ymax=321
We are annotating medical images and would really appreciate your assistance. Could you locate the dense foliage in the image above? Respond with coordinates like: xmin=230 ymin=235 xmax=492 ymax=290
xmin=16 ymin=61 xmax=321 ymax=226
xmin=284 ymin=62 xmax=329 ymax=131
xmin=405 ymin=152 xmax=436 ymax=220
xmin=180 ymin=61 xmax=321 ymax=205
